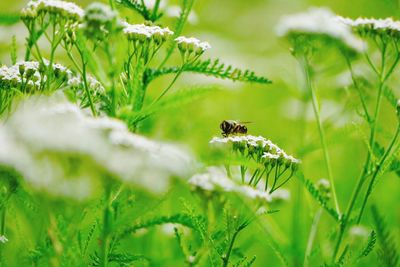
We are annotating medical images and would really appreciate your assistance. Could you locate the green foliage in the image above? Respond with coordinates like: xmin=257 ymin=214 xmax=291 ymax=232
xmin=359 ymin=230 xmax=377 ymax=258
xmin=116 ymin=0 xmax=155 ymax=21
xmin=298 ymin=174 xmax=339 ymax=221
xmin=146 ymin=58 xmax=272 ymax=85
xmin=371 ymin=206 xmax=399 ymax=267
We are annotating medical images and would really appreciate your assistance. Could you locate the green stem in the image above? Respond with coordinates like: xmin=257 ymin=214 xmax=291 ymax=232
xmin=332 ymin=45 xmax=390 ymax=262
xmin=303 ymin=207 xmax=323 ymax=267
xmin=77 ymin=46 xmax=97 ymax=117
xmin=152 ymin=0 xmax=161 ymax=19
xmin=357 ymin=123 xmax=400 ymax=223
xmin=302 ymin=57 xmax=341 ymax=216
xmin=344 ymin=57 xmax=370 ymax=122
xmin=99 ymin=186 xmax=112 ymax=267
xmin=222 ymin=225 xmax=245 ymax=267
xmin=153 ymin=65 xmax=184 ymax=104
xmin=105 ymin=43 xmax=117 ymax=116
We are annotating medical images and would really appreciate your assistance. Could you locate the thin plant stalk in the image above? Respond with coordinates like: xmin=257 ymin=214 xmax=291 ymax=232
xmin=332 ymin=42 xmax=398 ymax=261
xmin=303 ymin=207 xmax=323 ymax=267
xmin=301 ymin=57 xmax=341 ymax=216
xmin=99 ymin=185 xmax=112 ymax=267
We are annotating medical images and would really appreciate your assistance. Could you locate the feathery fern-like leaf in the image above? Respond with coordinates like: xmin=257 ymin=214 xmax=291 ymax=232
xmin=298 ymin=174 xmax=340 ymax=221
xmin=115 ymin=0 xmax=153 ymax=21
xmin=146 ymin=58 xmax=271 ymax=85
xmin=371 ymin=205 xmax=399 ymax=267
xmin=117 ymin=213 xmax=206 ymax=240
xmin=359 ymin=230 xmax=377 ymax=258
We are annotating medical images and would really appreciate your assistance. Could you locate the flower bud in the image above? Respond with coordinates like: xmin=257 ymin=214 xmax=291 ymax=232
xmin=19 ymin=64 xmax=25 ymax=76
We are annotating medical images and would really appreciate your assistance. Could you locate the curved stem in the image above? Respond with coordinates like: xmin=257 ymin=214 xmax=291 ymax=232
xmin=153 ymin=64 xmax=184 ymax=104
xmin=301 ymin=57 xmax=341 ymax=216
xmin=76 ymin=46 xmax=97 ymax=117
xmin=344 ymin=57 xmax=370 ymax=122
xmin=222 ymin=224 xmax=246 ymax=267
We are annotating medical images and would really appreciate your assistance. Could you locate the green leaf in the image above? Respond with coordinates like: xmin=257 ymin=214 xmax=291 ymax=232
xmin=388 ymin=157 xmax=400 ymax=177
xmin=298 ymin=173 xmax=340 ymax=221
xmin=115 ymin=0 xmax=153 ymax=21
xmin=146 ymin=58 xmax=272 ymax=85
xmin=359 ymin=230 xmax=377 ymax=258
xmin=117 ymin=213 xmax=206 ymax=240
xmin=371 ymin=205 xmax=399 ymax=267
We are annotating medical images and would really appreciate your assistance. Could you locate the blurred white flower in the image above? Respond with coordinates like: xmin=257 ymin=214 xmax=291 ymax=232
xmin=189 ymin=166 xmax=236 ymax=192
xmin=349 ymin=225 xmax=370 ymax=242
xmin=166 ymin=6 xmax=198 ymax=24
xmin=141 ymin=0 xmax=198 ymax=24
xmin=22 ymin=0 xmax=84 ymax=21
xmin=142 ymin=0 xmax=167 ymax=10
xmin=0 ymin=95 xmax=194 ymax=199
xmin=160 ymin=223 xmax=191 ymax=236
xmin=269 ymin=188 xmax=290 ymax=204
xmin=0 ymin=235 xmax=8 ymax=243
xmin=276 ymin=7 xmax=364 ymax=52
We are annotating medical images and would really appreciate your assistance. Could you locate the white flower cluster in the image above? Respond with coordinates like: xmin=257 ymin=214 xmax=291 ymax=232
xmin=276 ymin=7 xmax=364 ymax=53
xmin=189 ymin=167 xmax=290 ymax=204
xmin=123 ymin=22 xmax=174 ymax=43
xmin=67 ymin=75 xmax=104 ymax=93
xmin=0 ymin=95 xmax=194 ymax=200
xmin=175 ymin=36 xmax=211 ymax=55
xmin=337 ymin=16 xmax=400 ymax=38
xmin=210 ymin=135 xmax=300 ymax=170
xmin=21 ymin=0 xmax=84 ymax=21
xmin=0 ymin=61 xmax=71 ymax=91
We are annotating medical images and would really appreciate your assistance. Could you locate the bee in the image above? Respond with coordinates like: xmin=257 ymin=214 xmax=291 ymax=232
xmin=220 ymin=120 xmax=249 ymax=137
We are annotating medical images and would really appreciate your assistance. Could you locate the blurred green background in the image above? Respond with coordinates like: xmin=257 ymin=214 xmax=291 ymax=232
xmin=1 ymin=0 xmax=399 ymax=266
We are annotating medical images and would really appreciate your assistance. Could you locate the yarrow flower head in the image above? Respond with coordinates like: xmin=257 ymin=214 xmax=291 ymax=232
xmin=175 ymin=36 xmax=211 ymax=63
xmin=210 ymin=135 xmax=300 ymax=171
xmin=337 ymin=16 xmax=400 ymax=39
xmin=0 ymin=61 xmax=72 ymax=92
xmin=123 ymin=22 xmax=174 ymax=44
xmin=276 ymin=7 xmax=364 ymax=55
xmin=210 ymin=134 xmax=300 ymax=193
xmin=21 ymin=0 xmax=84 ymax=22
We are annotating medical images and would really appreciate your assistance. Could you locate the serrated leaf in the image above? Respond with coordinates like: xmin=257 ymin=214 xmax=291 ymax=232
xmin=146 ymin=58 xmax=272 ymax=85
